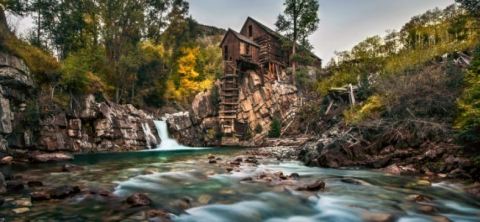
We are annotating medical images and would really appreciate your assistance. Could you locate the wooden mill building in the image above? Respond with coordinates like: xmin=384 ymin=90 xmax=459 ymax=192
xmin=219 ymin=17 xmax=321 ymax=136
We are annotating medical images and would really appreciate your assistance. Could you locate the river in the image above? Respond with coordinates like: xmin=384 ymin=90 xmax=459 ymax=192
xmin=0 ymin=121 xmax=479 ymax=221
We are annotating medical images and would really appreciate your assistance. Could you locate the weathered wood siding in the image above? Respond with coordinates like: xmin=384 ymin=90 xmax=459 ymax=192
xmin=221 ymin=32 xmax=240 ymax=64
xmin=240 ymin=19 xmax=289 ymax=66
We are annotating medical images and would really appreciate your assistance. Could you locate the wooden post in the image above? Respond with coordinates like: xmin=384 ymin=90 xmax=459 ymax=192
xmin=348 ymin=84 xmax=356 ymax=106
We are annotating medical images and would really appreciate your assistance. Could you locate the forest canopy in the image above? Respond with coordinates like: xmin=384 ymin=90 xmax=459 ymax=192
xmin=0 ymin=0 xmax=225 ymax=108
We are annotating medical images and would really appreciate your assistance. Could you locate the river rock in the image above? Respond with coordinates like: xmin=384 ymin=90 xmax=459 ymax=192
xmin=0 ymin=155 xmax=12 ymax=164
xmin=12 ymin=207 xmax=30 ymax=214
xmin=431 ymin=216 xmax=452 ymax=222
xmin=31 ymin=152 xmax=73 ymax=162
xmin=126 ymin=193 xmax=152 ymax=207
xmin=27 ymin=180 xmax=43 ymax=187
xmin=171 ymin=197 xmax=192 ymax=210
xmin=197 ymin=194 xmax=212 ymax=205
xmin=31 ymin=191 xmax=51 ymax=201
xmin=62 ymin=163 xmax=84 ymax=172
xmin=289 ymin=173 xmax=300 ymax=180
xmin=418 ymin=205 xmax=436 ymax=214
xmin=406 ymin=194 xmax=432 ymax=202
xmin=362 ymin=212 xmax=395 ymax=222
xmin=14 ymin=198 xmax=32 ymax=207
xmin=297 ymin=180 xmax=325 ymax=191
xmin=7 ymin=180 xmax=24 ymax=192
xmin=50 ymin=185 xmax=81 ymax=199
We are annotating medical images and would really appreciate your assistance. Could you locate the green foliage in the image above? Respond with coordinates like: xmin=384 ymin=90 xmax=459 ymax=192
xmin=255 ymin=124 xmax=263 ymax=134
xmin=344 ymin=95 xmax=384 ymax=124
xmin=60 ymin=47 xmax=108 ymax=94
xmin=268 ymin=118 xmax=282 ymax=138
xmin=318 ymin=5 xmax=478 ymax=95
xmin=456 ymin=0 xmax=480 ymax=19
xmin=455 ymin=45 xmax=480 ymax=146
xmin=2 ymin=35 xmax=60 ymax=85
xmin=276 ymin=0 xmax=320 ymax=47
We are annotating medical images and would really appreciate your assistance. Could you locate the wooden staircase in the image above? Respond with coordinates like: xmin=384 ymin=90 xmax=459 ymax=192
xmin=220 ymin=61 xmax=240 ymax=135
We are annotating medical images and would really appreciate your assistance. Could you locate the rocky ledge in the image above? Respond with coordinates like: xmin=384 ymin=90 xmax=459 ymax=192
xmin=0 ymin=50 xmax=160 ymax=162
xmin=298 ymin=126 xmax=477 ymax=179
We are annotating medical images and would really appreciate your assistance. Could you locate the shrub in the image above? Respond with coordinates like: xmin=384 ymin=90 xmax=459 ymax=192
xmin=2 ymin=36 xmax=60 ymax=84
xmin=455 ymin=45 xmax=480 ymax=146
xmin=268 ymin=118 xmax=282 ymax=138
xmin=344 ymin=95 xmax=384 ymax=124
xmin=255 ymin=124 xmax=263 ymax=134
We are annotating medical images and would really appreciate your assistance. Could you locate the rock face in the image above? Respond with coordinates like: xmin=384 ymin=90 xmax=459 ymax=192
xmin=37 ymin=95 xmax=161 ymax=153
xmin=236 ymin=72 xmax=299 ymax=139
xmin=171 ymin=71 xmax=300 ymax=147
xmin=0 ymin=50 xmax=160 ymax=158
xmin=298 ymin=125 xmax=478 ymax=179
xmin=0 ymin=51 xmax=35 ymax=155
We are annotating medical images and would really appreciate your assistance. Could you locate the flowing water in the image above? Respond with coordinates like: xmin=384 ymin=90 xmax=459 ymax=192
xmin=1 ymin=123 xmax=479 ymax=221
xmin=149 ymin=120 xmax=208 ymax=151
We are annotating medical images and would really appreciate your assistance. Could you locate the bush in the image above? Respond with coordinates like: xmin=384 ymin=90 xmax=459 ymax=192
xmin=455 ymin=45 xmax=480 ymax=146
xmin=344 ymin=95 xmax=384 ymax=124
xmin=268 ymin=118 xmax=282 ymax=138
xmin=2 ymin=36 xmax=60 ymax=84
xmin=255 ymin=124 xmax=263 ymax=134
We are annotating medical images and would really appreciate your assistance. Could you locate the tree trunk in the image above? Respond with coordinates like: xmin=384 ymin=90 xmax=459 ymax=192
xmin=292 ymin=42 xmax=296 ymax=84
xmin=291 ymin=0 xmax=298 ymax=85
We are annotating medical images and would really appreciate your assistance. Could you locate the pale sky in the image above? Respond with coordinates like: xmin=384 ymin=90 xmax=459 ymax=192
xmin=11 ymin=0 xmax=455 ymax=62
xmin=189 ymin=0 xmax=455 ymax=62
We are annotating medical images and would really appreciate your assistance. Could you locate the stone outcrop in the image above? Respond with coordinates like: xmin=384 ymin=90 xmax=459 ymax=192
xmin=298 ymin=125 xmax=479 ymax=179
xmin=0 ymin=50 xmax=160 ymax=158
xmin=37 ymin=95 xmax=161 ymax=153
xmin=0 ymin=51 xmax=35 ymax=156
xmin=236 ymin=72 xmax=299 ymax=137
xmin=165 ymin=112 xmax=204 ymax=147
xmin=168 ymin=71 xmax=300 ymax=147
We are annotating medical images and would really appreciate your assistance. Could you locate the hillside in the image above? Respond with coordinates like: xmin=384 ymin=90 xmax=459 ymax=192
xmin=295 ymin=4 xmax=480 ymax=182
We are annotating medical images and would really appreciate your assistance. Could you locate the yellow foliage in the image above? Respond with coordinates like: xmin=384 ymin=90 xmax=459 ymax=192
xmin=344 ymin=95 xmax=384 ymax=124
xmin=165 ymin=47 xmax=214 ymax=103
xmin=140 ymin=40 xmax=167 ymax=61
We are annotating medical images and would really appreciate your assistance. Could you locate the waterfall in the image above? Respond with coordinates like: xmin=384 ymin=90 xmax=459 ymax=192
xmin=151 ymin=120 xmax=205 ymax=151
xmin=141 ymin=122 xmax=157 ymax=149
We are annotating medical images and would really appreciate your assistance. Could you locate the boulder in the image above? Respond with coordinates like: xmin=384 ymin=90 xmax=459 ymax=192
xmin=7 ymin=180 xmax=24 ymax=192
xmin=126 ymin=193 xmax=152 ymax=207
xmin=0 ymin=155 xmax=12 ymax=165
xmin=296 ymin=180 xmax=325 ymax=191
xmin=50 ymin=185 xmax=81 ymax=199
xmin=62 ymin=163 xmax=84 ymax=172
xmin=27 ymin=180 xmax=43 ymax=187
xmin=30 ymin=191 xmax=51 ymax=201
xmin=191 ymin=88 xmax=217 ymax=121
xmin=12 ymin=207 xmax=30 ymax=214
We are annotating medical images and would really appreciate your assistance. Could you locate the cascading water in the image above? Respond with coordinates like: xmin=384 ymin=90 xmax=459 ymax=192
xmin=151 ymin=120 xmax=206 ymax=151
xmin=141 ymin=122 xmax=157 ymax=149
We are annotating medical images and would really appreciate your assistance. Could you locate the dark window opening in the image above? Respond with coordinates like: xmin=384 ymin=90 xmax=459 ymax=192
xmin=224 ymin=46 xmax=229 ymax=60
xmin=246 ymin=45 xmax=250 ymax=55
xmin=248 ymin=25 xmax=253 ymax=37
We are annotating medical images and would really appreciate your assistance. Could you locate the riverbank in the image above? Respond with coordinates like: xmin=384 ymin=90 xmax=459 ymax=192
xmin=2 ymin=147 xmax=479 ymax=221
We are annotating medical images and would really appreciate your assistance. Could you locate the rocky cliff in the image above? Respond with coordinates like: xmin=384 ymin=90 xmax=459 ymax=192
xmin=0 ymin=51 xmax=34 ymax=153
xmin=36 ymin=95 xmax=160 ymax=154
xmin=167 ymin=71 xmax=300 ymax=147
xmin=0 ymin=51 xmax=160 ymax=162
